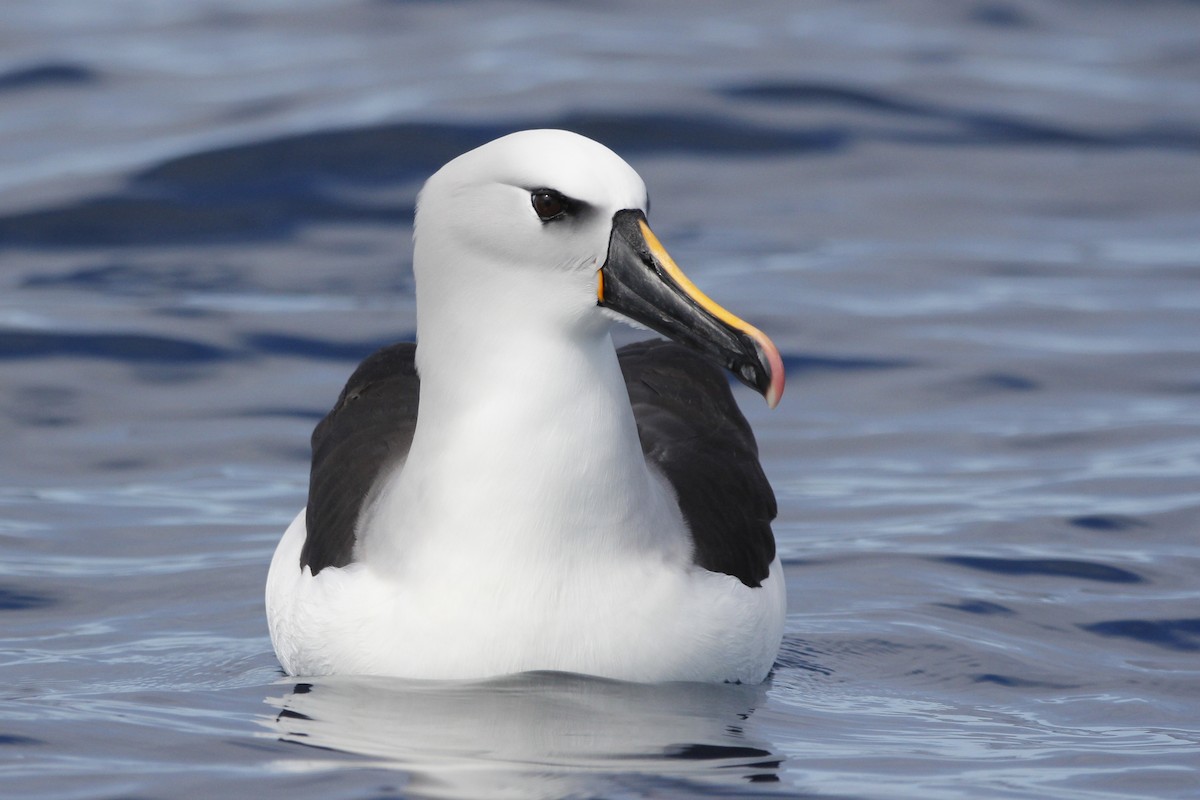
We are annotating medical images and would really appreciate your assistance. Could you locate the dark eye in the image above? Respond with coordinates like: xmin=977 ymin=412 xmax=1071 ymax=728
xmin=531 ymin=190 xmax=568 ymax=222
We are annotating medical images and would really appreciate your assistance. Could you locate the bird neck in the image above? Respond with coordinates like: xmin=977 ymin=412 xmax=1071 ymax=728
xmin=356 ymin=325 xmax=687 ymax=572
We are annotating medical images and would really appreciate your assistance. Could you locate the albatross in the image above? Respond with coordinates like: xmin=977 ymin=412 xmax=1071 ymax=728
xmin=266 ymin=129 xmax=786 ymax=683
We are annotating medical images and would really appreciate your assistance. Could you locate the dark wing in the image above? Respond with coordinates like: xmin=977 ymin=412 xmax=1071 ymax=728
xmin=300 ymin=343 xmax=419 ymax=575
xmin=618 ymin=339 xmax=777 ymax=588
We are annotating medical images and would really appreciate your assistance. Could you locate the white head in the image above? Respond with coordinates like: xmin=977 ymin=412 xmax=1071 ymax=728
xmin=410 ymin=129 xmax=783 ymax=407
xmin=413 ymin=130 xmax=646 ymax=353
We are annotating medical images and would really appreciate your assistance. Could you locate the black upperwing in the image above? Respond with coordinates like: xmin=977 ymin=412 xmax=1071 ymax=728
xmin=617 ymin=339 xmax=777 ymax=588
xmin=300 ymin=338 xmax=777 ymax=587
xmin=301 ymin=343 xmax=419 ymax=575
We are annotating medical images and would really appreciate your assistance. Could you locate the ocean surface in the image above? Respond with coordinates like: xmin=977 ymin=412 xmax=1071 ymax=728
xmin=2 ymin=1 xmax=1199 ymax=798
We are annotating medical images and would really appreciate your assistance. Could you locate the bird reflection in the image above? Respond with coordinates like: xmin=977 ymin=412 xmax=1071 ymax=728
xmin=262 ymin=671 xmax=783 ymax=799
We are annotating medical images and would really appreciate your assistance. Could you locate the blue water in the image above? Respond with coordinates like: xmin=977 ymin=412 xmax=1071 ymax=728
xmin=3 ymin=1 xmax=1199 ymax=798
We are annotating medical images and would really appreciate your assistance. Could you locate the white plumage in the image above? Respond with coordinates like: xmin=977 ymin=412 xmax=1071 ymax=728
xmin=266 ymin=130 xmax=786 ymax=683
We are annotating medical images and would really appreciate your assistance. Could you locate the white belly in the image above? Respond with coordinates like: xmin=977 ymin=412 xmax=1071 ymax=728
xmin=266 ymin=508 xmax=786 ymax=683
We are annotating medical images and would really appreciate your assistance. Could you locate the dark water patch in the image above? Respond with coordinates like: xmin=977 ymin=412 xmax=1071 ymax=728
xmin=1006 ymin=430 xmax=1092 ymax=450
xmin=774 ymin=637 xmax=834 ymax=675
xmin=21 ymin=262 xmax=249 ymax=295
xmin=779 ymin=556 xmax=827 ymax=567
xmin=665 ymin=743 xmax=775 ymax=761
xmin=5 ymin=103 xmax=1199 ymax=251
xmin=0 ymin=193 xmax=408 ymax=249
xmin=0 ymin=734 xmax=44 ymax=746
xmin=972 ymin=673 xmax=1076 ymax=689
xmin=154 ymin=306 xmax=222 ymax=320
xmin=776 ymin=637 xmax=955 ymax=677
xmin=937 ymin=599 xmax=1015 ymax=615
xmin=0 ymin=587 xmax=56 ymax=611
xmin=1159 ymin=379 xmax=1200 ymax=395
xmin=138 ymin=114 xmax=841 ymax=199
xmin=956 ymin=372 xmax=1041 ymax=394
xmin=725 ymin=83 xmax=932 ymax=118
xmin=939 ymin=556 xmax=1144 ymax=583
xmin=662 ymin=745 xmax=784 ymax=784
xmin=0 ymin=114 xmax=846 ymax=250
xmin=1069 ymin=514 xmax=1149 ymax=532
xmin=9 ymin=412 xmax=74 ymax=428
xmin=906 ymin=119 xmax=1200 ymax=151
xmin=4 ymin=385 xmax=78 ymax=427
xmin=900 ymin=120 xmax=1107 ymax=149
xmin=136 ymin=126 xmax=461 ymax=194
xmin=0 ymin=62 xmax=96 ymax=92
xmin=723 ymin=81 xmax=1200 ymax=151
xmin=968 ymin=3 xmax=1034 ymax=28
xmin=830 ymin=637 xmax=949 ymax=657
xmin=0 ymin=329 xmax=230 ymax=363
xmin=557 ymin=111 xmax=847 ymax=157
xmin=241 ymin=332 xmax=407 ymax=361
xmin=782 ymin=353 xmax=916 ymax=375
xmin=1080 ymin=618 xmax=1200 ymax=651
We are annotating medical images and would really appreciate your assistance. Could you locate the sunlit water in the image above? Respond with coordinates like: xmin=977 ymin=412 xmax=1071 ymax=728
xmin=2 ymin=2 xmax=1199 ymax=798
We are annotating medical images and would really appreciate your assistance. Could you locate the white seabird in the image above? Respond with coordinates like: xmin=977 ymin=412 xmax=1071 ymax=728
xmin=266 ymin=129 xmax=787 ymax=683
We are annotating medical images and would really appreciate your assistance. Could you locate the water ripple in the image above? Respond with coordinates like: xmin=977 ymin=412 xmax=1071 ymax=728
xmin=0 ymin=62 xmax=97 ymax=92
xmin=939 ymin=556 xmax=1145 ymax=584
xmin=1080 ymin=618 xmax=1200 ymax=652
